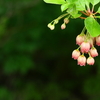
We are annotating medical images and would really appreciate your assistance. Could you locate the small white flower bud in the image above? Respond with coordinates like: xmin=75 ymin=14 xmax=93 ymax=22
xmin=47 ymin=23 xmax=55 ymax=30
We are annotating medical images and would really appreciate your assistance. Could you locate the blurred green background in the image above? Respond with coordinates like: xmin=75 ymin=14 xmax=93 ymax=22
xmin=0 ymin=0 xmax=100 ymax=100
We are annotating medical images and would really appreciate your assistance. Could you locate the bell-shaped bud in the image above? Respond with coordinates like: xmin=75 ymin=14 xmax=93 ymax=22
xmin=61 ymin=23 xmax=66 ymax=30
xmin=77 ymin=55 xmax=86 ymax=66
xmin=87 ymin=57 xmax=95 ymax=65
xmin=72 ymin=49 xmax=80 ymax=60
xmin=76 ymin=34 xmax=85 ymax=45
xmin=47 ymin=23 xmax=55 ymax=30
xmin=90 ymin=47 xmax=98 ymax=57
xmin=80 ymin=42 xmax=90 ymax=53
xmin=96 ymin=36 xmax=100 ymax=46
xmin=64 ymin=18 xmax=69 ymax=24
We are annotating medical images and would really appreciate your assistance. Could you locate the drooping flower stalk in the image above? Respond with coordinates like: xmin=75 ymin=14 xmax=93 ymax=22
xmin=72 ymin=29 xmax=99 ymax=66
xmin=44 ymin=0 xmax=100 ymax=66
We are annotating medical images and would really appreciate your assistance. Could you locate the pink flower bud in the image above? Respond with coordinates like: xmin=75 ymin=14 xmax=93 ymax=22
xmin=77 ymin=55 xmax=86 ymax=66
xmin=90 ymin=47 xmax=98 ymax=57
xmin=61 ymin=23 xmax=66 ymax=30
xmin=72 ymin=49 xmax=80 ymax=60
xmin=87 ymin=57 xmax=95 ymax=65
xmin=64 ymin=18 xmax=69 ymax=24
xmin=80 ymin=42 xmax=90 ymax=53
xmin=76 ymin=34 xmax=85 ymax=45
xmin=96 ymin=36 xmax=100 ymax=46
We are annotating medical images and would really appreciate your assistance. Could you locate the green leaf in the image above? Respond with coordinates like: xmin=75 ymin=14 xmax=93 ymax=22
xmin=67 ymin=4 xmax=81 ymax=18
xmin=84 ymin=0 xmax=90 ymax=9
xmin=75 ymin=0 xmax=91 ymax=11
xmin=43 ymin=0 xmax=66 ymax=4
xmin=90 ymin=0 xmax=100 ymax=6
xmin=67 ymin=0 xmax=78 ymax=3
xmin=72 ymin=13 xmax=82 ymax=18
xmin=61 ymin=3 xmax=70 ymax=12
xmin=75 ymin=0 xmax=86 ymax=11
xmin=97 ymin=7 xmax=100 ymax=13
xmin=85 ymin=17 xmax=100 ymax=37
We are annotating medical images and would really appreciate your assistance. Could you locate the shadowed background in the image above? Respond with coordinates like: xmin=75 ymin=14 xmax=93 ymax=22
xmin=0 ymin=0 xmax=100 ymax=100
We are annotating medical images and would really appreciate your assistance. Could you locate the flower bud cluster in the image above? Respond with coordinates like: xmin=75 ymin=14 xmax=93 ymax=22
xmin=61 ymin=18 xmax=69 ymax=30
xmin=72 ymin=32 xmax=100 ymax=66
xmin=47 ymin=17 xmax=69 ymax=30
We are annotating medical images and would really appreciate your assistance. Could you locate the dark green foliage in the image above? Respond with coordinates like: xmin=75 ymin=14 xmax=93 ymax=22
xmin=0 ymin=0 xmax=99 ymax=100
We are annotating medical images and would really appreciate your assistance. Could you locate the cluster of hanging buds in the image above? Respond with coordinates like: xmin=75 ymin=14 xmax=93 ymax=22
xmin=47 ymin=13 xmax=70 ymax=30
xmin=72 ymin=27 xmax=99 ymax=66
xmin=44 ymin=0 xmax=100 ymax=66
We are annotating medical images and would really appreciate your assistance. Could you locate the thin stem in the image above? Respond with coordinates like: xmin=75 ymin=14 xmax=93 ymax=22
xmin=50 ymin=13 xmax=69 ymax=25
xmin=77 ymin=46 xmax=80 ymax=50
xmin=88 ymin=8 xmax=91 ymax=13
xmin=67 ymin=15 xmax=71 ymax=19
xmin=92 ymin=6 xmax=94 ymax=13
xmin=93 ymin=12 xmax=98 ymax=15
xmin=57 ymin=13 xmax=69 ymax=20
xmin=80 ymin=11 xmax=89 ymax=16
xmin=81 ymin=27 xmax=86 ymax=34
xmin=85 ymin=10 xmax=90 ymax=16
xmin=85 ymin=31 xmax=90 ymax=42
xmin=82 ymin=53 xmax=84 ymax=56
xmin=79 ymin=17 xmax=86 ymax=19
xmin=88 ymin=52 xmax=91 ymax=57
